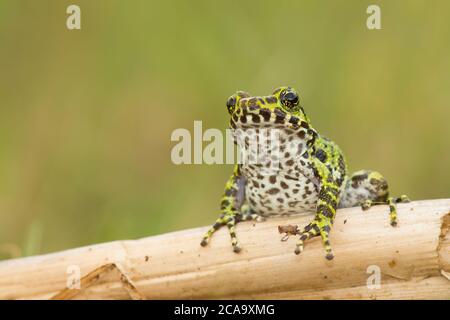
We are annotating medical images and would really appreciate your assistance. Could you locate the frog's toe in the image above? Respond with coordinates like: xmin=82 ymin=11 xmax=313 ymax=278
xmin=233 ymin=243 xmax=242 ymax=253
xmin=294 ymin=228 xmax=317 ymax=255
xmin=256 ymin=216 xmax=266 ymax=222
xmin=325 ymin=252 xmax=334 ymax=260
xmin=294 ymin=239 xmax=303 ymax=255
xmin=361 ymin=199 xmax=372 ymax=211
xmin=397 ymin=195 xmax=410 ymax=203
xmin=228 ymin=224 xmax=243 ymax=254
xmin=200 ymin=237 xmax=209 ymax=247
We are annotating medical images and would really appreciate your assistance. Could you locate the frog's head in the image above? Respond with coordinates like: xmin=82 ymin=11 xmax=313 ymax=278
xmin=226 ymin=87 xmax=317 ymax=161
xmin=226 ymin=87 xmax=312 ymax=131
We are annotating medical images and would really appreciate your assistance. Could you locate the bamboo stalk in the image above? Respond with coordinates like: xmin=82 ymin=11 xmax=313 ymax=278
xmin=0 ymin=199 xmax=449 ymax=300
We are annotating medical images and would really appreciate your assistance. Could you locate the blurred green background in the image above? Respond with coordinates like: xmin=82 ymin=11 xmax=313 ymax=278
xmin=0 ymin=0 xmax=449 ymax=259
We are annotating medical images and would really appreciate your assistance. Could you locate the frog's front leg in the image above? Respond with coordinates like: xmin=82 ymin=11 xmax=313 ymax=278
xmin=200 ymin=165 xmax=248 ymax=253
xmin=295 ymin=159 xmax=339 ymax=260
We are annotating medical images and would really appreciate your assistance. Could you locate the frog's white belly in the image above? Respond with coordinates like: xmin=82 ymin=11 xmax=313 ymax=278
xmin=243 ymin=166 xmax=319 ymax=217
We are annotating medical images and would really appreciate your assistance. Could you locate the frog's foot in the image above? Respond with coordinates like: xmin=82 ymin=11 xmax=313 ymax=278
xmin=294 ymin=220 xmax=334 ymax=260
xmin=360 ymin=194 xmax=410 ymax=227
xmin=200 ymin=213 xmax=242 ymax=253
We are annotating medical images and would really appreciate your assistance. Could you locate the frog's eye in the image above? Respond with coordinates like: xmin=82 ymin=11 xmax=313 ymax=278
xmin=280 ymin=89 xmax=299 ymax=109
xmin=226 ymin=95 xmax=237 ymax=114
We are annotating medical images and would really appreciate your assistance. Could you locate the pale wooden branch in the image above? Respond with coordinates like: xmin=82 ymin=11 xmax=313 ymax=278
xmin=0 ymin=199 xmax=449 ymax=300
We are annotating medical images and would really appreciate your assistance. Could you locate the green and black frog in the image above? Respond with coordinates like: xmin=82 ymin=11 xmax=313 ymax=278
xmin=201 ymin=87 xmax=409 ymax=260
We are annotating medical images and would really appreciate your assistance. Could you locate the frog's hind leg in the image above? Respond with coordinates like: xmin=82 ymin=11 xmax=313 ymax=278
xmin=339 ymin=170 xmax=410 ymax=226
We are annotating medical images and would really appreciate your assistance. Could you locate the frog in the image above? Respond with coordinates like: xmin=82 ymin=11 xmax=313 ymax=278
xmin=200 ymin=87 xmax=409 ymax=260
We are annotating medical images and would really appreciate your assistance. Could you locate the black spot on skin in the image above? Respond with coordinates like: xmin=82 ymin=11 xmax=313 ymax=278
xmin=305 ymin=188 xmax=312 ymax=195
xmin=318 ymin=205 xmax=335 ymax=219
xmin=266 ymin=96 xmax=277 ymax=104
xmin=292 ymin=189 xmax=299 ymax=194
xmin=285 ymin=175 xmax=297 ymax=180
xmin=252 ymin=114 xmax=261 ymax=123
xmin=285 ymin=159 xmax=294 ymax=166
xmin=273 ymin=108 xmax=285 ymax=117
xmin=267 ymin=188 xmax=280 ymax=194
xmin=312 ymin=168 xmax=320 ymax=179
xmin=275 ymin=115 xmax=285 ymax=124
xmin=221 ymin=199 xmax=230 ymax=208
xmin=252 ymin=180 xmax=260 ymax=188
xmin=297 ymin=130 xmax=306 ymax=139
xmin=353 ymin=173 xmax=368 ymax=181
xmin=315 ymin=149 xmax=327 ymax=163
xmin=250 ymin=198 xmax=257 ymax=206
xmin=312 ymin=224 xmax=320 ymax=233
xmin=280 ymin=181 xmax=289 ymax=189
xmin=269 ymin=176 xmax=277 ymax=184
xmin=260 ymin=108 xmax=271 ymax=121
xmin=289 ymin=116 xmax=299 ymax=125
xmin=300 ymin=122 xmax=309 ymax=129
xmin=352 ymin=172 xmax=368 ymax=188
xmin=338 ymin=155 xmax=346 ymax=173
xmin=277 ymin=198 xmax=284 ymax=203
xmin=240 ymin=115 xmax=247 ymax=123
